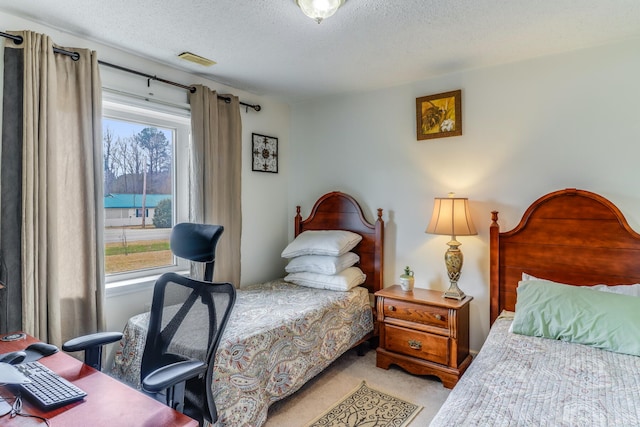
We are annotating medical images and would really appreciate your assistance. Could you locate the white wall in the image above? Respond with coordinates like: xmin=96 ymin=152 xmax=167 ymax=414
xmin=6 ymin=10 xmax=640 ymax=353
xmin=1 ymin=11 xmax=292 ymax=338
xmin=289 ymin=37 xmax=640 ymax=351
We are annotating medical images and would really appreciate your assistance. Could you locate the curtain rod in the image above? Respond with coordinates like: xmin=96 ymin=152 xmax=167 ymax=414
xmin=1 ymin=31 xmax=80 ymax=60
xmin=1 ymin=31 xmax=261 ymax=112
xmin=98 ymin=61 xmax=261 ymax=112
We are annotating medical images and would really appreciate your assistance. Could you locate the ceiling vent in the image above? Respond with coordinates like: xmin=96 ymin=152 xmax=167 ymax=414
xmin=178 ymin=52 xmax=216 ymax=67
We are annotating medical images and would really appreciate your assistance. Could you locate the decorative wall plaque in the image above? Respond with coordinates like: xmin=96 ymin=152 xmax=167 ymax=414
xmin=252 ymin=133 xmax=278 ymax=173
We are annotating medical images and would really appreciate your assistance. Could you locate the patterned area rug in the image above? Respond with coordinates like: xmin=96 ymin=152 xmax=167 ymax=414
xmin=306 ymin=381 xmax=423 ymax=427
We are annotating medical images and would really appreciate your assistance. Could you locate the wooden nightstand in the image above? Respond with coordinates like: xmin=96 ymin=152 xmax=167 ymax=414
xmin=375 ymin=285 xmax=472 ymax=388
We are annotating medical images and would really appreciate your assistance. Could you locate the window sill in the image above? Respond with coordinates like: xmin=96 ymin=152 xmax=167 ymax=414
xmin=105 ymin=270 xmax=188 ymax=298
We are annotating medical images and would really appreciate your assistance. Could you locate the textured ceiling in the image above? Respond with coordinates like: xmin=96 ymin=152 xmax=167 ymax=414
xmin=2 ymin=0 xmax=640 ymax=103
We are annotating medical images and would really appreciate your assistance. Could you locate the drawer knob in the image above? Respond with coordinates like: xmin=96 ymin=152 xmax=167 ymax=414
xmin=435 ymin=314 xmax=443 ymax=321
xmin=387 ymin=305 xmax=396 ymax=311
xmin=408 ymin=340 xmax=422 ymax=350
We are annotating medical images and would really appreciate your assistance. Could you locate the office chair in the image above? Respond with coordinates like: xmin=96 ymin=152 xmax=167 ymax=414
xmin=140 ymin=272 xmax=235 ymax=425
xmin=63 ymin=223 xmax=233 ymax=425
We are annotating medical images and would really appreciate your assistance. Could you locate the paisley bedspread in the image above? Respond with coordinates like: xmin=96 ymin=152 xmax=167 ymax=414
xmin=110 ymin=279 xmax=373 ymax=427
xmin=430 ymin=314 xmax=640 ymax=426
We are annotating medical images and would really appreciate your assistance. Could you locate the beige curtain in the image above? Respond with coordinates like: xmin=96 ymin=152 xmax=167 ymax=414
xmin=189 ymin=85 xmax=242 ymax=286
xmin=15 ymin=31 xmax=104 ymax=345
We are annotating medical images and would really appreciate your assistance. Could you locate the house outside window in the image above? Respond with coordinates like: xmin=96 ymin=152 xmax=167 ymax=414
xmin=102 ymin=93 xmax=190 ymax=284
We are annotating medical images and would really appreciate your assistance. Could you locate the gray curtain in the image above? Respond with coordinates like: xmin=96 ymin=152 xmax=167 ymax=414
xmin=189 ymin=85 xmax=242 ymax=286
xmin=0 ymin=31 xmax=105 ymax=345
xmin=0 ymin=36 xmax=24 ymax=334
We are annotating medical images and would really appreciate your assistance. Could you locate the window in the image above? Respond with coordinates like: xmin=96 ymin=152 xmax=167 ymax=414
xmin=135 ymin=208 xmax=149 ymax=218
xmin=102 ymin=93 xmax=190 ymax=285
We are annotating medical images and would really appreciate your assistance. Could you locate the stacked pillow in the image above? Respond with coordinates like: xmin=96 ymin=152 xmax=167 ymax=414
xmin=282 ymin=230 xmax=366 ymax=291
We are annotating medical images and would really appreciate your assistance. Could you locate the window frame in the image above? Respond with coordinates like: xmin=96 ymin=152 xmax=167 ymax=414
xmin=102 ymin=93 xmax=191 ymax=287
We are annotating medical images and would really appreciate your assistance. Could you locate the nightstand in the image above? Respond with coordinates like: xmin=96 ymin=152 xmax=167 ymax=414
xmin=375 ymin=285 xmax=472 ymax=388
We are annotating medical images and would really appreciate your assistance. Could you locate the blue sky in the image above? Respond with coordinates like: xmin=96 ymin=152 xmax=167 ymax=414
xmin=103 ymin=118 xmax=172 ymax=142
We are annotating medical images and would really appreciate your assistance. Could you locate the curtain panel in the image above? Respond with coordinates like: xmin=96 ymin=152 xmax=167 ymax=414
xmin=0 ymin=31 xmax=105 ymax=345
xmin=0 ymin=36 xmax=24 ymax=334
xmin=189 ymin=85 xmax=242 ymax=286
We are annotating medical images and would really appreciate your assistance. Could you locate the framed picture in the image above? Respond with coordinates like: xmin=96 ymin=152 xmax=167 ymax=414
xmin=416 ymin=89 xmax=462 ymax=140
xmin=252 ymin=133 xmax=278 ymax=173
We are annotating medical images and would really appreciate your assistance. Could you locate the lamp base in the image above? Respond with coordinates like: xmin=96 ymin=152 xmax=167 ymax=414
xmin=443 ymin=241 xmax=466 ymax=300
xmin=443 ymin=282 xmax=466 ymax=300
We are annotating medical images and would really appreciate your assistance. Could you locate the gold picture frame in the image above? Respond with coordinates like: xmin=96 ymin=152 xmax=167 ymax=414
xmin=416 ymin=89 xmax=462 ymax=140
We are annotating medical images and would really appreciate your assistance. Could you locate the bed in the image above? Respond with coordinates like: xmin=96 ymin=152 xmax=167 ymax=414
xmin=430 ymin=188 xmax=640 ymax=426
xmin=110 ymin=191 xmax=384 ymax=427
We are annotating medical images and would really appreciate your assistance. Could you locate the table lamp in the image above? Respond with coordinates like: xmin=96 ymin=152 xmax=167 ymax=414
xmin=426 ymin=193 xmax=477 ymax=299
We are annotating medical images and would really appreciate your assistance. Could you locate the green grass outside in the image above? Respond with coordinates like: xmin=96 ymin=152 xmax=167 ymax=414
xmin=105 ymin=240 xmax=170 ymax=256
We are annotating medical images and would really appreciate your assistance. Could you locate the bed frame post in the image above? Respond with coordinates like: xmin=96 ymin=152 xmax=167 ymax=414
xmin=489 ymin=211 xmax=500 ymax=324
xmin=374 ymin=208 xmax=385 ymax=294
xmin=294 ymin=206 xmax=302 ymax=237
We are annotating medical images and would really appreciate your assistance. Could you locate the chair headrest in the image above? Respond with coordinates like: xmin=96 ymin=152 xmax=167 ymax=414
xmin=170 ymin=223 xmax=224 ymax=263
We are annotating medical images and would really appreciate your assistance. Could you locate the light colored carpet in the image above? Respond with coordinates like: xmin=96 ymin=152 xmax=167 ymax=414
xmin=265 ymin=346 xmax=450 ymax=427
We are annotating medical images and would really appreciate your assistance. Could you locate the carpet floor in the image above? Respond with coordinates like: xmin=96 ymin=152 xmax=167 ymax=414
xmin=264 ymin=345 xmax=450 ymax=427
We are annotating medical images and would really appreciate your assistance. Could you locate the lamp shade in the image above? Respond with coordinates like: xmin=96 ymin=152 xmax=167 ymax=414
xmin=296 ymin=0 xmax=345 ymax=23
xmin=426 ymin=196 xmax=477 ymax=238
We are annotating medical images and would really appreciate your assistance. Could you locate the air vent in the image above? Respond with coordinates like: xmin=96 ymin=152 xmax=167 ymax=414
xmin=178 ymin=52 xmax=216 ymax=67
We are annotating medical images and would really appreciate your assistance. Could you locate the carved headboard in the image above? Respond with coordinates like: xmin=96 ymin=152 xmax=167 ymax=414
xmin=490 ymin=188 xmax=640 ymax=324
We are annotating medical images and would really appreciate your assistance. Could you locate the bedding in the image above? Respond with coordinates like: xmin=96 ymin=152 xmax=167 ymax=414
xmin=284 ymin=266 xmax=366 ymax=291
xmin=522 ymin=273 xmax=640 ymax=297
xmin=512 ymin=279 xmax=640 ymax=357
xmin=429 ymin=314 xmax=640 ymax=426
xmin=281 ymin=229 xmax=362 ymax=258
xmin=111 ymin=279 xmax=373 ymax=427
xmin=284 ymin=252 xmax=360 ymax=275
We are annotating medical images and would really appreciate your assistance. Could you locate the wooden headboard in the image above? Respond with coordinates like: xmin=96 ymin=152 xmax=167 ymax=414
xmin=490 ymin=188 xmax=640 ymax=324
xmin=295 ymin=191 xmax=384 ymax=295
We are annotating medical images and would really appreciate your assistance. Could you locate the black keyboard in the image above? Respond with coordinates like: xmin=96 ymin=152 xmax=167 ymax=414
xmin=14 ymin=361 xmax=87 ymax=409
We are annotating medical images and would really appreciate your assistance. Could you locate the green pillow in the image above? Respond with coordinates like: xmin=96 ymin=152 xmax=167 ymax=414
xmin=512 ymin=279 xmax=640 ymax=357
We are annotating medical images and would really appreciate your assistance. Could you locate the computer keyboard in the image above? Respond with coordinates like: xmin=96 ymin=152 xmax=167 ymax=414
xmin=14 ymin=361 xmax=87 ymax=409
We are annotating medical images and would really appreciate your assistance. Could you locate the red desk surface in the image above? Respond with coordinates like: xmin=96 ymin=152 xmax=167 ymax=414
xmin=0 ymin=332 xmax=198 ymax=427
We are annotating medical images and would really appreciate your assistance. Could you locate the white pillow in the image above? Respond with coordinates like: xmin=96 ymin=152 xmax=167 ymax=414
xmin=521 ymin=273 xmax=640 ymax=297
xmin=285 ymin=252 xmax=360 ymax=275
xmin=284 ymin=267 xmax=366 ymax=291
xmin=590 ymin=284 xmax=640 ymax=297
xmin=281 ymin=230 xmax=362 ymax=258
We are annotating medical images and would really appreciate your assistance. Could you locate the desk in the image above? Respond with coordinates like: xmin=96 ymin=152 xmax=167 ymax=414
xmin=0 ymin=332 xmax=198 ymax=427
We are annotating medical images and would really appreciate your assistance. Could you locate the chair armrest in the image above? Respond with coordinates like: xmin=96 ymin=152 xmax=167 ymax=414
xmin=62 ymin=331 xmax=124 ymax=352
xmin=142 ymin=360 xmax=207 ymax=393
xmin=62 ymin=332 xmax=123 ymax=370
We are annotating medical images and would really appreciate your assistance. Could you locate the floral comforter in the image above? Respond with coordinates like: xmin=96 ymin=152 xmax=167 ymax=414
xmin=111 ymin=279 xmax=373 ymax=427
xmin=430 ymin=313 xmax=640 ymax=426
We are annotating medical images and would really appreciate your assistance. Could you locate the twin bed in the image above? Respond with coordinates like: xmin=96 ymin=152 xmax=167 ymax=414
xmin=111 ymin=191 xmax=384 ymax=427
xmin=431 ymin=188 xmax=640 ymax=425
xmin=110 ymin=188 xmax=640 ymax=426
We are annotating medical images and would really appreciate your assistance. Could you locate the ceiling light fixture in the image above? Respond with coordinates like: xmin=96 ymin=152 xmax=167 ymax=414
xmin=296 ymin=0 xmax=345 ymax=24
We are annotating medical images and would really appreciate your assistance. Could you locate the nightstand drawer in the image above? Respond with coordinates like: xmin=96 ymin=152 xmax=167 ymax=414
xmin=383 ymin=299 xmax=449 ymax=329
xmin=383 ymin=324 xmax=449 ymax=365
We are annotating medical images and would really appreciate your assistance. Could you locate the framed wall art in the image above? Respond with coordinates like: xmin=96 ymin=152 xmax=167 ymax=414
xmin=252 ymin=133 xmax=278 ymax=173
xmin=416 ymin=89 xmax=462 ymax=140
